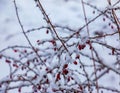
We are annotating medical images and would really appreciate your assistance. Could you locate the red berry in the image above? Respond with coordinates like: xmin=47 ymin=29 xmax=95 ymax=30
xmin=46 ymin=30 xmax=49 ymax=34
xmin=52 ymin=89 xmax=57 ymax=92
xmin=27 ymin=61 xmax=30 ymax=66
xmin=56 ymin=73 xmax=60 ymax=81
xmin=5 ymin=59 xmax=11 ymax=63
xmin=24 ymin=50 xmax=27 ymax=53
xmin=112 ymin=48 xmax=115 ymax=55
xmin=78 ymin=44 xmax=86 ymax=50
xmin=37 ymin=40 xmax=40 ymax=43
xmin=63 ymin=64 xmax=68 ymax=69
xmin=50 ymin=40 xmax=56 ymax=45
xmin=46 ymin=68 xmax=49 ymax=71
xmin=89 ymin=45 xmax=93 ymax=50
xmin=37 ymin=85 xmax=41 ymax=90
xmin=54 ymin=48 xmax=57 ymax=51
xmin=46 ymin=79 xmax=49 ymax=83
xmin=32 ymin=75 xmax=37 ymax=80
xmin=68 ymin=76 xmax=71 ymax=82
xmin=79 ymin=85 xmax=83 ymax=91
xmin=86 ymin=40 xmax=90 ymax=44
xmin=82 ymin=45 xmax=86 ymax=49
xmin=18 ymin=87 xmax=21 ymax=92
xmin=78 ymin=45 xmax=82 ymax=50
xmin=76 ymin=55 xmax=80 ymax=59
xmin=13 ymin=64 xmax=18 ymax=68
xmin=111 ymin=25 xmax=114 ymax=29
xmin=13 ymin=49 xmax=18 ymax=52
xmin=62 ymin=69 xmax=68 ymax=75
xmin=73 ymin=61 xmax=77 ymax=65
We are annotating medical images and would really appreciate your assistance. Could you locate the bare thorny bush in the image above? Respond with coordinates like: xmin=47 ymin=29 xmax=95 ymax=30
xmin=0 ymin=0 xmax=120 ymax=93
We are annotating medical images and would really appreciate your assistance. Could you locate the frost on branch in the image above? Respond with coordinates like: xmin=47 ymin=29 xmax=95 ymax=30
xmin=0 ymin=0 xmax=120 ymax=93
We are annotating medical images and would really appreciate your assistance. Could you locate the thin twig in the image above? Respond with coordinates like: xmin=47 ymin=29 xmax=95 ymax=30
xmin=13 ymin=0 xmax=45 ymax=65
xmin=35 ymin=0 xmax=70 ymax=56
